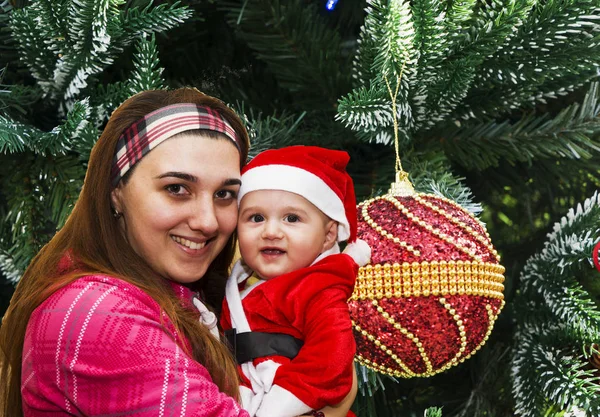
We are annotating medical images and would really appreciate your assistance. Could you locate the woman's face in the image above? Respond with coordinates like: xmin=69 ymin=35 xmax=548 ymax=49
xmin=111 ymin=133 xmax=241 ymax=284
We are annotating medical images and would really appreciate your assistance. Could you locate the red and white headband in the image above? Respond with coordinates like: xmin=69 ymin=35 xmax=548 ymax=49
xmin=111 ymin=103 xmax=241 ymax=186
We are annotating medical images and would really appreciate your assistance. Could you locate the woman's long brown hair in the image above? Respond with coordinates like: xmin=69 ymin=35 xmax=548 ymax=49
xmin=0 ymin=88 xmax=249 ymax=416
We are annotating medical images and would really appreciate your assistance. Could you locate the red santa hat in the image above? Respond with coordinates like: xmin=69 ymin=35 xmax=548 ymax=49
xmin=238 ymin=146 xmax=359 ymax=243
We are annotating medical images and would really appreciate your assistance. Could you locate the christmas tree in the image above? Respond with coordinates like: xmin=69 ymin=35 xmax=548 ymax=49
xmin=1 ymin=0 xmax=600 ymax=415
xmin=513 ymin=192 xmax=600 ymax=416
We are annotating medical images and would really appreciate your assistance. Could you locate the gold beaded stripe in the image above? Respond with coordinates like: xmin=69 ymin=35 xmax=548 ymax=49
xmin=351 ymin=261 xmax=505 ymax=301
xmin=372 ymin=299 xmax=434 ymax=374
xmin=419 ymin=193 xmax=499 ymax=261
xmin=385 ymin=195 xmax=483 ymax=262
xmin=352 ymin=320 xmax=414 ymax=377
xmin=359 ymin=200 xmax=421 ymax=257
xmin=450 ymin=300 xmax=505 ymax=367
xmin=352 ymin=299 xmax=505 ymax=378
xmin=437 ymin=297 xmax=468 ymax=374
xmin=354 ymin=354 xmax=409 ymax=378
xmin=413 ymin=194 xmax=501 ymax=263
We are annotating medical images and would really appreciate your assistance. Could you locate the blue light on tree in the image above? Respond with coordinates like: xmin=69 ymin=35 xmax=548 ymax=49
xmin=326 ymin=0 xmax=339 ymax=11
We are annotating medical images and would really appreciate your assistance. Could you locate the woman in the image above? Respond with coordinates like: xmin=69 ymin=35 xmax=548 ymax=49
xmin=0 ymin=88 xmax=356 ymax=416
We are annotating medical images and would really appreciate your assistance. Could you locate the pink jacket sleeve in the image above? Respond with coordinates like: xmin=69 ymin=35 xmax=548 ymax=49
xmin=22 ymin=275 xmax=248 ymax=417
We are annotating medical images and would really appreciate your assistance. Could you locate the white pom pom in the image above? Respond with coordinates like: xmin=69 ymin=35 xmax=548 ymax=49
xmin=343 ymin=239 xmax=371 ymax=266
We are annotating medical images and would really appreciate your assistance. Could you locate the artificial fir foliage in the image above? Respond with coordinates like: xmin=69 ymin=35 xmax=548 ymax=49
xmin=0 ymin=0 xmax=191 ymax=277
xmin=512 ymin=192 xmax=600 ymax=416
xmin=1 ymin=0 xmax=600 ymax=416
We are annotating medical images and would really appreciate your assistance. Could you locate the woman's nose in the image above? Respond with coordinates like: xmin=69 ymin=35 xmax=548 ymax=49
xmin=188 ymin=197 xmax=219 ymax=236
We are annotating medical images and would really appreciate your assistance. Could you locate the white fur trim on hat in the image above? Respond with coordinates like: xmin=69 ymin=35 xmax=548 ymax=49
xmin=239 ymin=164 xmax=350 ymax=241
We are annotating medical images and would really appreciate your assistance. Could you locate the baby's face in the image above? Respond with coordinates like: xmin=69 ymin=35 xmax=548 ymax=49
xmin=237 ymin=190 xmax=337 ymax=280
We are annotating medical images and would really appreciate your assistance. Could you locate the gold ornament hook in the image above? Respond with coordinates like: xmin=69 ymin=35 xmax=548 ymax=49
xmin=383 ymin=63 xmax=414 ymax=196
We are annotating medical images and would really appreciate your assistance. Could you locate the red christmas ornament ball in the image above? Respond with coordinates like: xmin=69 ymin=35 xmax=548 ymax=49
xmin=349 ymin=187 xmax=505 ymax=378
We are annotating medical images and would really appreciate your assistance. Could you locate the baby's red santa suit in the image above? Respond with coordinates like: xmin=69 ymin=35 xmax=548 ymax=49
xmin=221 ymin=146 xmax=370 ymax=417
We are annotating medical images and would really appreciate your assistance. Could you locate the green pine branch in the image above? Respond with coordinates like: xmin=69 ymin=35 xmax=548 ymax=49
xmin=521 ymin=275 xmax=600 ymax=344
xmin=413 ymin=172 xmax=484 ymax=216
xmin=513 ymin=331 xmax=600 ymax=417
xmin=70 ymin=122 xmax=99 ymax=163
xmin=475 ymin=1 xmax=600 ymax=94
xmin=445 ymin=0 xmax=476 ymax=35
xmin=9 ymin=4 xmax=58 ymax=91
xmin=436 ymin=82 xmax=600 ymax=170
xmin=1 ymin=2 xmax=20 ymax=72
xmin=424 ymin=407 xmax=443 ymax=417
xmin=91 ymin=80 xmax=130 ymax=124
xmin=0 ymin=114 xmax=43 ymax=153
xmin=55 ymin=0 xmax=126 ymax=104
xmin=411 ymin=0 xmax=449 ymax=126
xmin=353 ymin=0 xmax=417 ymax=86
xmin=349 ymin=0 xmax=417 ymax=131
xmin=234 ymin=102 xmax=306 ymax=158
xmin=9 ymin=0 xmax=191 ymax=109
xmin=0 ymin=99 xmax=90 ymax=155
xmin=457 ymin=2 xmax=600 ymax=119
xmin=457 ymin=0 xmax=534 ymax=60
xmin=345 ymin=0 xmax=600 ymax=181
xmin=120 ymin=1 xmax=194 ymax=39
xmin=512 ymin=332 xmax=553 ymax=417
xmin=38 ymin=99 xmax=91 ymax=155
xmin=220 ymin=0 xmax=352 ymax=108
xmin=0 ymin=79 xmax=43 ymax=117
xmin=1 ymin=152 xmax=84 ymax=274
xmin=370 ymin=0 xmax=416 ymax=83
xmin=43 ymin=155 xmax=85 ymax=227
xmin=545 ymin=188 xmax=600 ymax=240
xmin=0 ymin=0 xmax=187 ymax=282
xmin=127 ymin=34 xmax=165 ymax=94
xmin=420 ymin=58 xmax=477 ymax=128
xmin=336 ymin=85 xmax=393 ymax=132
xmin=513 ymin=191 xmax=600 ymax=416
xmin=518 ymin=192 xmax=600 ymax=342
xmin=0 ymin=251 xmax=21 ymax=283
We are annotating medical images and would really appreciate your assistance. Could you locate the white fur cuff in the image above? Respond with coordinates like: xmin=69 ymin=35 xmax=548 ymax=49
xmin=255 ymin=384 xmax=311 ymax=417
xmin=343 ymin=238 xmax=371 ymax=266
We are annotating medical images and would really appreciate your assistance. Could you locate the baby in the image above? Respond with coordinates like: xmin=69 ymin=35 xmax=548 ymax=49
xmin=221 ymin=146 xmax=370 ymax=417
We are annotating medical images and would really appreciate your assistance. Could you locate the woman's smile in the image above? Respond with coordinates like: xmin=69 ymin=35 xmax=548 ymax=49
xmin=171 ymin=235 xmax=209 ymax=251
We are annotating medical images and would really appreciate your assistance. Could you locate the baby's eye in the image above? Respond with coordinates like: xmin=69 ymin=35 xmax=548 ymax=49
xmin=285 ymin=214 xmax=300 ymax=223
xmin=250 ymin=214 xmax=265 ymax=222
xmin=215 ymin=189 xmax=237 ymax=200
xmin=165 ymin=184 xmax=188 ymax=195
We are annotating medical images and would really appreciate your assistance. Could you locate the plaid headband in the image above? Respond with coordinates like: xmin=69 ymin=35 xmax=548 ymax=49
xmin=111 ymin=103 xmax=241 ymax=187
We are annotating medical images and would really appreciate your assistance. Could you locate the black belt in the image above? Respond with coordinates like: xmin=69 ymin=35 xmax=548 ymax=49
xmin=224 ymin=328 xmax=304 ymax=364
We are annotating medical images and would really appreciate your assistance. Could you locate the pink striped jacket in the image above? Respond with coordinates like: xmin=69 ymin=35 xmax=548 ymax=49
xmin=22 ymin=275 xmax=248 ymax=417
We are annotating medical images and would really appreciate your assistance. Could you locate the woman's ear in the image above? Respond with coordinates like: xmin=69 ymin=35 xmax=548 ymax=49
xmin=111 ymin=186 xmax=123 ymax=214
xmin=322 ymin=220 xmax=338 ymax=252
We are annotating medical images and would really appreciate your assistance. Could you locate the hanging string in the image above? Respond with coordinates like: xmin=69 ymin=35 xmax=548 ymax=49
xmin=381 ymin=52 xmax=416 ymax=197
xmin=383 ymin=57 xmax=410 ymax=182
xmin=383 ymin=73 xmax=402 ymax=174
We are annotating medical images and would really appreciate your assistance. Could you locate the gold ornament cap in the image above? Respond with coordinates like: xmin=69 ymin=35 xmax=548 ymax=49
xmin=388 ymin=171 xmax=415 ymax=197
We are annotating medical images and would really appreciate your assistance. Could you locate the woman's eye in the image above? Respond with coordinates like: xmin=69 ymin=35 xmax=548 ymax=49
xmin=165 ymin=184 xmax=187 ymax=195
xmin=285 ymin=214 xmax=300 ymax=223
xmin=250 ymin=214 xmax=265 ymax=222
xmin=215 ymin=189 xmax=237 ymax=200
